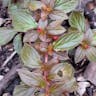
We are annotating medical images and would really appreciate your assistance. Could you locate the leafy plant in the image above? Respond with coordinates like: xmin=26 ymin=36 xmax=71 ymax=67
xmin=75 ymin=28 xmax=96 ymax=63
xmin=1 ymin=0 xmax=96 ymax=96
xmin=54 ymin=11 xmax=96 ymax=63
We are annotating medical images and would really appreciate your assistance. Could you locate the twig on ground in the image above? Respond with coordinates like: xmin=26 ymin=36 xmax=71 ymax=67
xmin=2 ymin=51 xmax=17 ymax=67
xmin=0 ymin=64 xmax=21 ymax=95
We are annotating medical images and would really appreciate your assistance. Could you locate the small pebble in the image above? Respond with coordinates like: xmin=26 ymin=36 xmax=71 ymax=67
xmin=0 ymin=18 xmax=4 ymax=26
xmin=77 ymin=75 xmax=86 ymax=82
xmin=8 ymin=48 xmax=14 ymax=51
xmin=3 ymin=93 xmax=11 ymax=96
xmin=0 ymin=75 xmax=4 ymax=81
xmin=4 ymin=67 xmax=10 ymax=73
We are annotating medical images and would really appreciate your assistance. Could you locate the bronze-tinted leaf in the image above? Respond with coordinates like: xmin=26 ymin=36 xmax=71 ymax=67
xmin=47 ymin=20 xmax=66 ymax=35
xmin=75 ymin=46 xmax=86 ymax=63
xmin=38 ymin=19 xmax=48 ymax=29
xmin=84 ymin=29 xmax=93 ymax=42
xmin=13 ymin=83 xmax=38 ymax=96
xmin=86 ymin=47 xmax=96 ymax=62
xmin=49 ymin=0 xmax=55 ymax=8
xmin=49 ymin=10 xmax=68 ymax=21
xmin=23 ymin=30 xmax=39 ymax=43
xmin=18 ymin=68 xmax=44 ymax=87
xmin=41 ymin=0 xmax=51 ymax=5
xmin=20 ymin=43 xmax=41 ymax=68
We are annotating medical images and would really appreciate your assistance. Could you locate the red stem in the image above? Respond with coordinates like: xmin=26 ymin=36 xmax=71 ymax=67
xmin=44 ymin=53 xmax=50 ymax=96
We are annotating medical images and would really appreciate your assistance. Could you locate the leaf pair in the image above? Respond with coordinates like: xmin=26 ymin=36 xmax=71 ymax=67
xmin=0 ymin=5 xmax=38 ymax=46
xmin=0 ymin=28 xmax=22 ymax=55
xmin=53 ymin=11 xmax=86 ymax=52
xmin=29 ymin=0 xmax=77 ymax=14
xmin=28 ymin=0 xmax=77 ymax=21
xmin=75 ymin=29 xmax=96 ymax=63
xmin=43 ymin=0 xmax=78 ymax=21
xmin=15 ymin=62 xmax=77 ymax=96
xmin=75 ymin=46 xmax=96 ymax=63
xmin=38 ymin=18 xmax=66 ymax=36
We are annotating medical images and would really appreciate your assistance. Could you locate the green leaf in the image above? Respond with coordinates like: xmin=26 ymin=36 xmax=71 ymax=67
xmin=69 ymin=11 xmax=85 ymax=32
xmin=0 ymin=28 xmax=17 ymax=46
xmin=53 ymin=29 xmax=83 ymax=51
xmin=50 ymin=62 xmax=74 ymax=81
xmin=92 ymin=32 xmax=96 ymax=46
xmin=20 ymin=43 xmax=41 ymax=68
xmin=13 ymin=83 xmax=38 ymax=96
xmin=55 ymin=0 xmax=66 ymax=5
xmin=13 ymin=34 xmax=22 ymax=54
xmin=50 ymin=62 xmax=77 ymax=93
xmin=10 ymin=6 xmax=37 ymax=32
xmin=75 ymin=46 xmax=86 ymax=63
xmin=54 ymin=0 xmax=78 ymax=13
xmin=86 ymin=47 xmax=96 ymax=62
xmin=17 ymin=68 xmax=44 ymax=87
xmin=50 ymin=79 xmax=77 ymax=95
xmin=60 ymin=78 xmax=77 ymax=92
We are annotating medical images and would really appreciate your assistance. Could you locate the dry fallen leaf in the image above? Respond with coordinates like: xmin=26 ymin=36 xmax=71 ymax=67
xmin=77 ymin=81 xmax=90 ymax=96
xmin=76 ymin=75 xmax=90 ymax=96
xmin=84 ymin=62 xmax=96 ymax=85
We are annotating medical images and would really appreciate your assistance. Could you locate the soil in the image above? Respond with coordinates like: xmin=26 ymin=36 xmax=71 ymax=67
xmin=0 ymin=45 xmax=21 ymax=96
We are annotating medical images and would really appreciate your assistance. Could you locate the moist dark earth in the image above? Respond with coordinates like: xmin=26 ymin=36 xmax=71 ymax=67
xmin=0 ymin=45 xmax=21 ymax=96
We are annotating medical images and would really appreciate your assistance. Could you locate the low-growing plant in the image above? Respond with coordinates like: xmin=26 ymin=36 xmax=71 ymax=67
xmin=0 ymin=0 xmax=96 ymax=96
